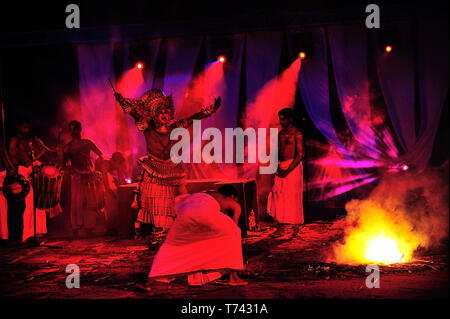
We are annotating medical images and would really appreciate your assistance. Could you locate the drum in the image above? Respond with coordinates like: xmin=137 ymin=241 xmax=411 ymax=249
xmin=33 ymin=164 xmax=63 ymax=209
xmin=82 ymin=171 xmax=105 ymax=211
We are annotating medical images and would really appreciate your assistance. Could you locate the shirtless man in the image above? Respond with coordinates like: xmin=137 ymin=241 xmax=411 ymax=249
xmin=269 ymin=108 xmax=304 ymax=238
xmin=141 ymin=184 xmax=248 ymax=291
xmin=9 ymin=118 xmax=56 ymax=168
xmin=8 ymin=118 xmax=56 ymax=241
xmin=114 ymin=88 xmax=220 ymax=240
xmin=62 ymin=120 xmax=104 ymax=237
xmin=95 ymin=152 xmax=126 ymax=235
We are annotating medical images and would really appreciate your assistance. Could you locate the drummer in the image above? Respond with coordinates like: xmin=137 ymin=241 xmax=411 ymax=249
xmin=9 ymin=118 xmax=57 ymax=167
xmin=8 ymin=118 xmax=57 ymax=242
xmin=62 ymin=120 xmax=104 ymax=238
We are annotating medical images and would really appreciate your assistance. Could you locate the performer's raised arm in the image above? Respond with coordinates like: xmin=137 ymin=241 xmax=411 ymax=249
xmin=173 ymin=96 xmax=221 ymax=128
xmin=114 ymin=92 xmax=144 ymax=120
xmin=115 ymin=92 xmax=155 ymax=132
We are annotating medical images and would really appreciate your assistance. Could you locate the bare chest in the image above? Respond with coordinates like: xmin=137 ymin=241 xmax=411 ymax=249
xmin=279 ymin=132 xmax=296 ymax=146
xmin=144 ymin=129 xmax=175 ymax=159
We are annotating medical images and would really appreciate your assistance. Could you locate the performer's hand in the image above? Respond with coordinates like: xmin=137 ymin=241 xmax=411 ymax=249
xmin=201 ymin=97 xmax=220 ymax=117
xmin=213 ymin=96 xmax=221 ymax=111
xmin=33 ymin=160 xmax=42 ymax=167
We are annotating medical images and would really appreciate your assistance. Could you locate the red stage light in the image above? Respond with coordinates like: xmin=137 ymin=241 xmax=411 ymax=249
xmin=136 ymin=62 xmax=144 ymax=69
xmin=401 ymin=164 xmax=409 ymax=171
xmin=299 ymin=52 xmax=306 ymax=60
xmin=218 ymin=56 xmax=226 ymax=63
xmin=385 ymin=45 xmax=392 ymax=53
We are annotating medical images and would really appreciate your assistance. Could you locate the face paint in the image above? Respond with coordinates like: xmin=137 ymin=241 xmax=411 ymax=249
xmin=155 ymin=107 xmax=173 ymax=126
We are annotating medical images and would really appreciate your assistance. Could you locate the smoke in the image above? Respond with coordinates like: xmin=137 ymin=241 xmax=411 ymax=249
xmin=369 ymin=168 xmax=449 ymax=249
xmin=176 ymin=61 xmax=224 ymax=121
xmin=242 ymin=58 xmax=301 ymax=129
xmin=331 ymin=164 xmax=449 ymax=264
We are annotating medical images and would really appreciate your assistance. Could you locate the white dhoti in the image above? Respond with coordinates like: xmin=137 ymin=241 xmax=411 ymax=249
xmin=268 ymin=160 xmax=304 ymax=224
xmin=149 ymin=193 xmax=244 ymax=285
xmin=22 ymin=186 xmax=47 ymax=241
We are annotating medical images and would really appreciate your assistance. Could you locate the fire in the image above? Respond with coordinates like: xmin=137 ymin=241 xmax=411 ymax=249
xmin=365 ymin=231 xmax=404 ymax=264
xmin=333 ymin=199 xmax=421 ymax=265
xmin=331 ymin=171 xmax=449 ymax=266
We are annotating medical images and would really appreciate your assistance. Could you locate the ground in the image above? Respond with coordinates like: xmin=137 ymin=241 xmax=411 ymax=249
xmin=0 ymin=220 xmax=448 ymax=299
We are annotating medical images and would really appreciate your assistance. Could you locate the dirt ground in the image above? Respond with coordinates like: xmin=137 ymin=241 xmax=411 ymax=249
xmin=0 ymin=220 xmax=448 ymax=299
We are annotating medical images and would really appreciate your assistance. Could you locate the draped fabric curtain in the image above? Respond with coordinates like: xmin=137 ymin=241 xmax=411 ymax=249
xmin=374 ymin=23 xmax=416 ymax=153
xmin=245 ymin=31 xmax=283 ymax=214
xmin=186 ymin=34 xmax=245 ymax=180
xmin=291 ymin=28 xmax=341 ymax=146
xmin=246 ymin=32 xmax=283 ymax=112
xmin=203 ymin=34 xmax=245 ymax=131
xmin=120 ymin=39 xmax=162 ymax=177
xmin=75 ymin=20 xmax=448 ymax=200
xmin=163 ymin=36 xmax=203 ymax=119
xmin=410 ymin=20 xmax=449 ymax=169
xmin=77 ymin=44 xmax=116 ymax=157
xmin=328 ymin=25 xmax=377 ymax=156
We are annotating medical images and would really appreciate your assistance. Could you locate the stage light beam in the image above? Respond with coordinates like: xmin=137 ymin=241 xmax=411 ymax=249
xmin=218 ymin=56 xmax=226 ymax=63
xmin=299 ymin=52 xmax=306 ymax=60
xmin=136 ymin=62 xmax=144 ymax=69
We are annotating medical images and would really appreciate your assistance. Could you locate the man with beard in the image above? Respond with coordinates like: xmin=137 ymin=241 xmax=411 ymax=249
xmin=114 ymin=89 xmax=220 ymax=240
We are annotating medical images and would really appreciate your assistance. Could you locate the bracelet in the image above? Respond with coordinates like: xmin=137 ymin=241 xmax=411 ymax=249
xmin=201 ymin=105 xmax=214 ymax=116
xmin=119 ymin=97 xmax=138 ymax=114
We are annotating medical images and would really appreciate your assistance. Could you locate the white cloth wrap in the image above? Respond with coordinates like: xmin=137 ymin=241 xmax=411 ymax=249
xmin=149 ymin=193 xmax=244 ymax=281
xmin=268 ymin=160 xmax=304 ymax=224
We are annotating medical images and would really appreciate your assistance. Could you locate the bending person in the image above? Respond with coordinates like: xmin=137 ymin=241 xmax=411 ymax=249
xmin=142 ymin=185 xmax=248 ymax=290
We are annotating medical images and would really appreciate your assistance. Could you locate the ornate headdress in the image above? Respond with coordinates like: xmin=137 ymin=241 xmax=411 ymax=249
xmin=116 ymin=88 xmax=176 ymax=131
xmin=140 ymin=88 xmax=174 ymax=120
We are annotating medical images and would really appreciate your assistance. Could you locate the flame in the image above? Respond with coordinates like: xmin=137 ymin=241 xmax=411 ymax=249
xmin=333 ymin=200 xmax=421 ymax=265
xmin=331 ymin=171 xmax=449 ymax=266
xmin=365 ymin=231 xmax=404 ymax=264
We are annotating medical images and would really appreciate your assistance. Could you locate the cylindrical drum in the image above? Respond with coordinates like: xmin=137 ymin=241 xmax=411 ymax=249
xmin=33 ymin=164 xmax=63 ymax=209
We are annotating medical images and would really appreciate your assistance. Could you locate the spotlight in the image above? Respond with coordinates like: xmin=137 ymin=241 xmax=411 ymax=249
xmin=299 ymin=52 xmax=306 ymax=60
xmin=136 ymin=62 xmax=144 ymax=69
xmin=125 ymin=178 xmax=132 ymax=184
xmin=218 ymin=56 xmax=226 ymax=63
xmin=401 ymin=164 xmax=409 ymax=171
xmin=385 ymin=45 xmax=392 ymax=53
